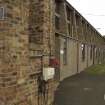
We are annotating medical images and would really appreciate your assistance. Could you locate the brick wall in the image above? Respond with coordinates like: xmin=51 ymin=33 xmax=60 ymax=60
xmin=0 ymin=0 xmax=56 ymax=105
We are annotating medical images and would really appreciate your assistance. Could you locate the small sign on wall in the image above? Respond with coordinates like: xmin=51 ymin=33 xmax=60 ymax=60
xmin=43 ymin=67 xmax=55 ymax=81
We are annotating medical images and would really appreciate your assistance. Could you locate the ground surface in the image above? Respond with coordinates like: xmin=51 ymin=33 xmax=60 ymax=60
xmin=54 ymin=64 xmax=105 ymax=105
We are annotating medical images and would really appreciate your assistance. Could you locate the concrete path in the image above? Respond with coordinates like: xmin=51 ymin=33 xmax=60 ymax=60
xmin=54 ymin=72 xmax=105 ymax=105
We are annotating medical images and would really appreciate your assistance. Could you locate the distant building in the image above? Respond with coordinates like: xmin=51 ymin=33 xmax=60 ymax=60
xmin=54 ymin=0 xmax=105 ymax=80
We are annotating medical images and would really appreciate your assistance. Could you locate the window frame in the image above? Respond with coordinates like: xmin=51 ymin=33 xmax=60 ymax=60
xmin=90 ymin=45 xmax=93 ymax=60
xmin=55 ymin=0 xmax=60 ymax=14
xmin=55 ymin=15 xmax=60 ymax=30
xmin=0 ymin=7 xmax=5 ymax=20
xmin=81 ymin=43 xmax=85 ymax=61
xmin=63 ymin=38 xmax=67 ymax=65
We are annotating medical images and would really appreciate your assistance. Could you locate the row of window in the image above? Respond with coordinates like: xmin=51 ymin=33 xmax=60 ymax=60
xmin=55 ymin=1 xmax=104 ymax=43
xmin=82 ymin=44 xmax=93 ymax=61
xmin=63 ymin=42 xmax=97 ymax=65
xmin=0 ymin=7 xmax=5 ymax=20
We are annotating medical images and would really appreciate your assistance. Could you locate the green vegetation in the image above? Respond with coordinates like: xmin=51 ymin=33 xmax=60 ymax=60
xmin=86 ymin=64 xmax=105 ymax=75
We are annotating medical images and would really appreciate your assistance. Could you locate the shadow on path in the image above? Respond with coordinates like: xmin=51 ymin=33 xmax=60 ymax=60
xmin=54 ymin=71 xmax=105 ymax=105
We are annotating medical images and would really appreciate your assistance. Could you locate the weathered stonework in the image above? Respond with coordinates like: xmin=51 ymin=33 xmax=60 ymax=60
xmin=0 ymin=0 xmax=56 ymax=105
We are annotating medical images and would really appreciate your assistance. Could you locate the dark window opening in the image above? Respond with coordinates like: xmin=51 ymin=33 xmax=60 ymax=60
xmin=68 ymin=23 xmax=70 ymax=35
xmin=66 ymin=6 xmax=72 ymax=21
xmin=81 ymin=44 xmax=85 ymax=61
xmin=0 ymin=7 xmax=5 ymax=20
xmin=68 ymin=23 xmax=72 ymax=36
xmin=63 ymin=39 xmax=67 ymax=65
xmin=66 ymin=6 xmax=70 ymax=21
xmin=76 ymin=14 xmax=80 ymax=26
xmin=55 ymin=0 xmax=60 ymax=14
xmin=96 ymin=48 xmax=100 ymax=62
xmin=76 ymin=14 xmax=81 ymax=37
xmin=82 ymin=20 xmax=85 ymax=37
xmin=55 ymin=16 xmax=60 ymax=30
xmin=96 ymin=49 xmax=98 ymax=59
xmin=90 ymin=45 xmax=93 ymax=60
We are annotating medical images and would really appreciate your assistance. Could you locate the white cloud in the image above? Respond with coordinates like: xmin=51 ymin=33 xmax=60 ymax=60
xmin=67 ymin=0 xmax=105 ymax=35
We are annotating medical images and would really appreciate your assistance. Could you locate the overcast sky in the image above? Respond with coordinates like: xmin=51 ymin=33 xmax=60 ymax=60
xmin=67 ymin=0 xmax=105 ymax=36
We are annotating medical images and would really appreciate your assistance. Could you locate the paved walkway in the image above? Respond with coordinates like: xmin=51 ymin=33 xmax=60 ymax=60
xmin=54 ymin=71 xmax=105 ymax=105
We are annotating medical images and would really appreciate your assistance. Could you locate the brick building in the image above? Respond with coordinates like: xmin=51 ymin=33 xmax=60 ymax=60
xmin=0 ymin=0 xmax=56 ymax=105
xmin=0 ymin=0 xmax=105 ymax=105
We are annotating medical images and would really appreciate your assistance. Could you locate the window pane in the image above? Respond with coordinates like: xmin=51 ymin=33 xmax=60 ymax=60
xmin=68 ymin=23 xmax=72 ymax=36
xmin=55 ymin=0 xmax=60 ymax=14
xmin=90 ymin=45 xmax=93 ymax=59
xmin=63 ymin=39 xmax=67 ymax=65
xmin=55 ymin=16 xmax=60 ymax=30
xmin=0 ymin=7 xmax=4 ymax=19
xmin=81 ymin=44 xmax=85 ymax=61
